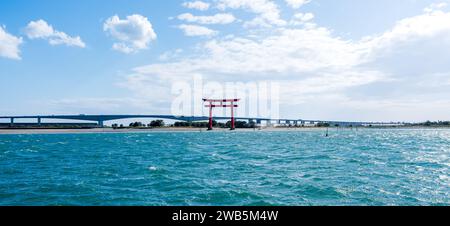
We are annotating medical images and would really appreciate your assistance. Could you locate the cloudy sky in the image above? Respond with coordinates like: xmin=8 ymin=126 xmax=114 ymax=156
xmin=1 ymin=0 xmax=450 ymax=122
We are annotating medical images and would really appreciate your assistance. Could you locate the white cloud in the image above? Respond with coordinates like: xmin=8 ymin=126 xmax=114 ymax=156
xmin=178 ymin=24 xmax=218 ymax=36
xmin=361 ymin=9 xmax=450 ymax=58
xmin=159 ymin=49 xmax=183 ymax=61
xmin=183 ymin=1 xmax=210 ymax=11
xmin=285 ymin=0 xmax=311 ymax=9
xmin=200 ymin=28 xmax=363 ymax=73
xmin=0 ymin=26 xmax=23 ymax=60
xmin=103 ymin=14 xmax=157 ymax=54
xmin=217 ymin=0 xmax=286 ymax=27
xmin=289 ymin=12 xmax=314 ymax=25
xmin=124 ymin=25 xmax=372 ymax=108
xmin=177 ymin=13 xmax=236 ymax=24
xmin=48 ymin=98 xmax=168 ymax=115
xmin=24 ymin=20 xmax=85 ymax=48
xmin=119 ymin=3 xmax=450 ymax=121
xmin=424 ymin=2 xmax=448 ymax=13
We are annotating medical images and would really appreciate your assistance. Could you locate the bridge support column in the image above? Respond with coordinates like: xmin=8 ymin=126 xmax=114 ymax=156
xmin=10 ymin=118 xmax=14 ymax=127
xmin=37 ymin=117 xmax=41 ymax=126
xmin=98 ymin=121 xmax=104 ymax=127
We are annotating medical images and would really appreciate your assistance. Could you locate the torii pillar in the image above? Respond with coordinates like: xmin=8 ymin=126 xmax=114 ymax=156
xmin=203 ymin=99 xmax=240 ymax=130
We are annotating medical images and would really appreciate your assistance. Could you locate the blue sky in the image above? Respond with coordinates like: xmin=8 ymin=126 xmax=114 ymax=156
xmin=1 ymin=0 xmax=450 ymax=122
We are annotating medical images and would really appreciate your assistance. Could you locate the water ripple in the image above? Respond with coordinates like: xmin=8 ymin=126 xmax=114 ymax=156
xmin=0 ymin=129 xmax=449 ymax=206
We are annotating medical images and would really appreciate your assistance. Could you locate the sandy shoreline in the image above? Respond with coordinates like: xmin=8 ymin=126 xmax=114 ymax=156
xmin=0 ymin=127 xmax=331 ymax=135
xmin=0 ymin=126 xmax=448 ymax=135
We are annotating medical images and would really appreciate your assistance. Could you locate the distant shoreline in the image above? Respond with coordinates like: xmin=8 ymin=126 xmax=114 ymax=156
xmin=0 ymin=127 xmax=311 ymax=135
xmin=0 ymin=126 xmax=449 ymax=135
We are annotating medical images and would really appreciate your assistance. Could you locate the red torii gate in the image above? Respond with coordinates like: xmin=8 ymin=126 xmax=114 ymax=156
xmin=203 ymin=98 xmax=240 ymax=130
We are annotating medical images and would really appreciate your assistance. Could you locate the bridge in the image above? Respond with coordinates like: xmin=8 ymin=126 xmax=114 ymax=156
xmin=0 ymin=114 xmax=402 ymax=127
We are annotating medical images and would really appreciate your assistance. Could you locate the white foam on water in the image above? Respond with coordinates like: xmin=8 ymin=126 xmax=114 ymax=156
xmin=148 ymin=166 xmax=157 ymax=171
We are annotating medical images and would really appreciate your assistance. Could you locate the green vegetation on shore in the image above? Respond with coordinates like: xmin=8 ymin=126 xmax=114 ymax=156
xmin=2 ymin=120 xmax=450 ymax=130
xmin=409 ymin=121 xmax=450 ymax=127
xmin=110 ymin=120 xmax=257 ymax=129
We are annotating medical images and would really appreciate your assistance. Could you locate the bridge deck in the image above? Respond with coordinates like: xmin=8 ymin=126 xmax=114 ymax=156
xmin=0 ymin=114 xmax=400 ymax=126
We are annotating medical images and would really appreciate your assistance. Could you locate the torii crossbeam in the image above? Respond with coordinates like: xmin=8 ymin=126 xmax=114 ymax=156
xmin=203 ymin=98 xmax=240 ymax=130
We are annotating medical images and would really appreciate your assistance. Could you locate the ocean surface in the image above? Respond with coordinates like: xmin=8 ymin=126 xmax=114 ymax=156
xmin=0 ymin=129 xmax=449 ymax=206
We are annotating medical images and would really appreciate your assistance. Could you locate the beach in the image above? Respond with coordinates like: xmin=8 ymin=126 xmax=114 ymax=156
xmin=1 ymin=126 xmax=448 ymax=135
xmin=0 ymin=127 xmax=333 ymax=135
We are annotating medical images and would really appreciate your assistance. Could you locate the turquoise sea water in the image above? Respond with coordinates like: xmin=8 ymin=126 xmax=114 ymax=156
xmin=0 ymin=129 xmax=449 ymax=206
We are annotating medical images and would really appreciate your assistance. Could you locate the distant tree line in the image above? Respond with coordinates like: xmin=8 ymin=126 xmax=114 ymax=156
xmin=173 ymin=120 xmax=257 ymax=129
xmin=110 ymin=119 xmax=259 ymax=129
xmin=410 ymin=121 xmax=450 ymax=127
xmin=111 ymin=120 xmax=165 ymax=129
xmin=316 ymin=122 xmax=330 ymax=127
xmin=109 ymin=120 xmax=450 ymax=129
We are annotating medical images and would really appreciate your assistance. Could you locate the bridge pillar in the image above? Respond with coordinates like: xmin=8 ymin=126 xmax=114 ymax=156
xmin=256 ymin=119 xmax=262 ymax=124
xmin=98 ymin=120 xmax=104 ymax=127
xmin=10 ymin=118 xmax=14 ymax=127
xmin=37 ymin=117 xmax=41 ymax=126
